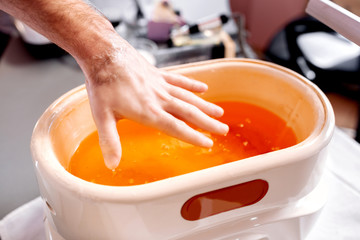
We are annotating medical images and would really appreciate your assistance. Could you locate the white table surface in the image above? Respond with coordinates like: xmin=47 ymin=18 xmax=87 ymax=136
xmin=1 ymin=128 xmax=360 ymax=240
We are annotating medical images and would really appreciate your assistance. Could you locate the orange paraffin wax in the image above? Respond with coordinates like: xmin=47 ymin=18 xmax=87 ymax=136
xmin=67 ymin=101 xmax=297 ymax=186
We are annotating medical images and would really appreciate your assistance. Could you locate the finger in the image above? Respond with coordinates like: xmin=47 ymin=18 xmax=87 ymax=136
xmin=164 ymin=98 xmax=229 ymax=135
xmin=94 ymin=114 xmax=122 ymax=170
xmin=162 ymin=71 xmax=208 ymax=92
xmin=154 ymin=110 xmax=214 ymax=148
xmin=168 ymin=86 xmax=224 ymax=118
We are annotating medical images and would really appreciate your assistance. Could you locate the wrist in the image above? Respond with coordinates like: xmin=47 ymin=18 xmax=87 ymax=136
xmin=75 ymin=29 xmax=133 ymax=87
xmin=71 ymin=17 xmax=131 ymax=82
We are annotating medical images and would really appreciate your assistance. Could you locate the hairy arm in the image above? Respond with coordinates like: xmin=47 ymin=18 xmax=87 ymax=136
xmin=0 ymin=0 xmax=229 ymax=169
xmin=0 ymin=0 xmax=116 ymax=60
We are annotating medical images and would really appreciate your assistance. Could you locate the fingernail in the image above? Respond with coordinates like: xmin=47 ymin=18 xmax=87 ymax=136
xmin=104 ymin=156 xmax=120 ymax=170
xmin=220 ymin=123 xmax=229 ymax=134
xmin=200 ymin=82 xmax=208 ymax=91
xmin=213 ymin=105 xmax=224 ymax=117
xmin=203 ymin=137 xmax=213 ymax=148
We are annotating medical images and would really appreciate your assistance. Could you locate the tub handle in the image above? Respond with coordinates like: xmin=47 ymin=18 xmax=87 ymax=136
xmin=181 ymin=179 xmax=269 ymax=221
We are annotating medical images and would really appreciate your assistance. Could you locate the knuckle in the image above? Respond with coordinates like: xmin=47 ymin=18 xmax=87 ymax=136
xmin=98 ymin=137 xmax=115 ymax=148
xmin=141 ymin=102 xmax=161 ymax=124
xmin=182 ymin=104 xmax=198 ymax=119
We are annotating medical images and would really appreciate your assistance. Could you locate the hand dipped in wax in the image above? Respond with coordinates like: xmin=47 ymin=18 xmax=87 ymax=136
xmin=0 ymin=0 xmax=229 ymax=170
xmin=82 ymin=39 xmax=229 ymax=169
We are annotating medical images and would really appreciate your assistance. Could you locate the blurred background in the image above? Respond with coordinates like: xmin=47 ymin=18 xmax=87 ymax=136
xmin=0 ymin=0 xmax=359 ymax=219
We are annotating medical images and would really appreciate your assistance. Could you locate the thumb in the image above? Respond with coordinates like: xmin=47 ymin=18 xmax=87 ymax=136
xmin=96 ymin=117 xmax=122 ymax=170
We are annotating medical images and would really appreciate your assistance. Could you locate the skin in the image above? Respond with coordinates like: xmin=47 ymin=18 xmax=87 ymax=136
xmin=0 ymin=0 xmax=229 ymax=169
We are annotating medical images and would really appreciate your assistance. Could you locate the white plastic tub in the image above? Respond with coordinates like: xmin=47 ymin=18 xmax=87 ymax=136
xmin=31 ymin=59 xmax=335 ymax=240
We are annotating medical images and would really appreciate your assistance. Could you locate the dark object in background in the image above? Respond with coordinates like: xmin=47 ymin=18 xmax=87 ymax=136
xmin=0 ymin=10 xmax=14 ymax=58
xmin=210 ymin=43 xmax=225 ymax=59
xmin=265 ymin=16 xmax=360 ymax=93
xmin=17 ymin=21 xmax=120 ymax=60
xmin=22 ymin=42 xmax=68 ymax=60
xmin=0 ymin=32 xmax=10 ymax=58
xmin=265 ymin=16 xmax=360 ymax=142
xmin=170 ymin=14 xmax=229 ymax=39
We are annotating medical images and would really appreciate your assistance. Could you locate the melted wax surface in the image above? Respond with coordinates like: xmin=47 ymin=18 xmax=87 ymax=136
xmin=68 ymin=102 xmax=297 ymax=186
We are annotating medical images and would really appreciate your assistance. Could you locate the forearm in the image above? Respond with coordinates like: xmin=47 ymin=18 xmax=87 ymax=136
xmin=0 ymin=0 xmax=124 ymax=69
xmin=0 ymin=0 xmax=229 ymax=170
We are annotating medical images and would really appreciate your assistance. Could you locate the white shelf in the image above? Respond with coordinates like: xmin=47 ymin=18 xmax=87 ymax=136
xmin=306 ymin=0 xmax=360 ymax=46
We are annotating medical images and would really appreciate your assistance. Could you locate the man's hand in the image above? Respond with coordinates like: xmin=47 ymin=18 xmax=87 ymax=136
xmin=84 ymin=40 xmax=229 ymax=169
xmin=0 ymin=0 xmax=229 ymax=170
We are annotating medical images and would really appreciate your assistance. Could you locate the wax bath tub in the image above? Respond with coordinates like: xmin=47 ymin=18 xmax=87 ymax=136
xmin=31 ymin=59 xmax=334 ymax=240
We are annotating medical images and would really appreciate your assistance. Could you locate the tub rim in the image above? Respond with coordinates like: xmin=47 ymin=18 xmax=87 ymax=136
xmin=30 ymin=58 xmax=335 ymax=203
